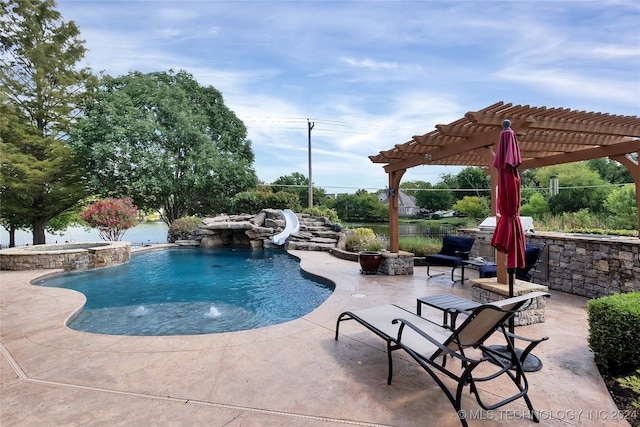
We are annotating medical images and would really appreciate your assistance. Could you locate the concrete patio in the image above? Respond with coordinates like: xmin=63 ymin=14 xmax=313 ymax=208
xmin=0 ymin=249 xmax=630 ymax=426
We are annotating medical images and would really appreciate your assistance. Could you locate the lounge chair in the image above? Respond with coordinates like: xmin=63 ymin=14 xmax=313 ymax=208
xmin=335 ymin=292 xmax=549 ymax=426
xmin=424 ymin=234 xmax=475 ymax=282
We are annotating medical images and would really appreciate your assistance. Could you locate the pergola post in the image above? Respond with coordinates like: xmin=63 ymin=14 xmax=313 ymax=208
xmin=387 ymin=169 xmax=405 ymax=253
xmin=611 ymin=152 xmax=640 ymax=234
xmin=489 ymin=166 xmax=509 ymax=284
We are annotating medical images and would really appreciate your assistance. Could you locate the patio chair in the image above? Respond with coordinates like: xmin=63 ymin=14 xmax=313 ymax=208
xmin=516 ymin=243 xmax=546 ymax=282
xmin=335 ymin=292 xmax=550 ymax=427
xmin=424 ymin=234 xmax=475 ymax=282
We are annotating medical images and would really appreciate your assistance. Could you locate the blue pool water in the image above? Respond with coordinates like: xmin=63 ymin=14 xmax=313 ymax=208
xmin=35 ymin=247 xmax=334 ymax=336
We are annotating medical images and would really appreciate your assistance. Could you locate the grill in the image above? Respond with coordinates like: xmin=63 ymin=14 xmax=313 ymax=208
xmin=476 ymin=216 xmax=534 ymax=262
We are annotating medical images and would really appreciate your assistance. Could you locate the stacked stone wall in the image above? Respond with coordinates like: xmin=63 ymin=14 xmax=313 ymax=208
xmin=542 ymin=234 xmax=639 ymax=297
xmin=459 ymin=230 xmax=639 ymax=298
xmin=379 ymin=251 xmax=414 ymax=276
xmin=0 ymin=242 xmax=131 ymax=271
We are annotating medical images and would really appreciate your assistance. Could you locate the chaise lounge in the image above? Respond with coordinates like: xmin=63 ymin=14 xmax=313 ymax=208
xmin=335 ymin=292 xmax=549 ymax=426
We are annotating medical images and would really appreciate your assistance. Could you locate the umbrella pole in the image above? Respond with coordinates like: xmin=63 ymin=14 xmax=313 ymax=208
xmin=508 ymin=268 xmax=515 ymax=335
xmin=490 ymin=267 xmax=543 ymax=372
xmin=484 ymin=267 xmax=543 ymax=371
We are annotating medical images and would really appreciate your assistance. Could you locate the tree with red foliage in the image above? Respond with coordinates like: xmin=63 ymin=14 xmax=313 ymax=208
xmin=80 ymin=198 xmax=139 ymax=241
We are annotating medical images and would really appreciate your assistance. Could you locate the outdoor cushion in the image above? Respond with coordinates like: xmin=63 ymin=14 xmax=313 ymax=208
xmin=479 ymin=264 xmax=497 ymax=278
xmin=424 ymin=253 xmax=464 ymax=267
xmin=516 ymin=243 xmax=544 ymax=281
xmin=439 ymin=234 xmax=475 ymax=258
xmin=524 ymin=243 xmax=542 ymax=266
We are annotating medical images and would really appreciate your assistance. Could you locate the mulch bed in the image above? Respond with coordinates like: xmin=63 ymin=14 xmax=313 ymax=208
xmin=601 ymin=371 xmax=639 ymax=427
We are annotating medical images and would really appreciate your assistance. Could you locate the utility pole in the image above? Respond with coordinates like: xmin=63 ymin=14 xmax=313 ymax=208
xmin=307 ymin=119 xmax=315 ymax=208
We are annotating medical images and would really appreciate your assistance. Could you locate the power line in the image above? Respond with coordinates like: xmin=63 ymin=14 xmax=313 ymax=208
xmin=241 ymin=116 xmax=419 ymax=134
xmin=264 ymin=182 xmax=633 ymax=192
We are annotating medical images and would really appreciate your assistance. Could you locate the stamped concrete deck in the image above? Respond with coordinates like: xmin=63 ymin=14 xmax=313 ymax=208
xmin=0 ymin=249 xmax=630 ymax=426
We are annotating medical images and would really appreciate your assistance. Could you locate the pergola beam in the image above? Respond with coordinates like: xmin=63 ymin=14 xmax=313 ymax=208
xmin=467 ymin=112 xmax=638 ymax=136
xmin=520 ymin=138 xmax=640 ymax=170
xmin=371 ymin=102 xmax=640 ymax=254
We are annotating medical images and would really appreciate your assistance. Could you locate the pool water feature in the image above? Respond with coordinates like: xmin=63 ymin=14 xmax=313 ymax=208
xmin=35 ymin=247 xmax=334 ymax=336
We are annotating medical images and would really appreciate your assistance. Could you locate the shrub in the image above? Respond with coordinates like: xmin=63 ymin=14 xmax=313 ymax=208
xmin=230 ymin=190 xmax=301 ymax=214
xmin=168 ymin=216 xmax=201 ymax=242
xmin=398 ymin=236 xmax=442 ymax=257
xmin=80 ymin=198 xmax=139 ymax=241
xmin=617 ymin=369 xmax=640 ymax=409
xmin=588 ymin=292 xmax=640 ymax=375
xmin=345 ymin=228 xmax=384 ymax=252
xmin=303 ymin=206 xmax=340 ymax=223
xmin=533 ymin=211 xmax=638 ymax=236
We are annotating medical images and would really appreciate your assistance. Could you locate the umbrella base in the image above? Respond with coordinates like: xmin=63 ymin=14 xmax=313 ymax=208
xmin=484 ymin=344 xmax=543 ymax=372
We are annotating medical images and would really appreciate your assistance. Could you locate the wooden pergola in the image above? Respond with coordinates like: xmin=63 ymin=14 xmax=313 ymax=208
xmin=370 ymin=101 xmax=640 ymax=265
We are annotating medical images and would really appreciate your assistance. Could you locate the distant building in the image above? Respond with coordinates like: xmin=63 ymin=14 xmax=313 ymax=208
xmin=326 ymin=193 xmax=349 ymax=199
xmin=377 ymin=190 xmax=418 ymax=216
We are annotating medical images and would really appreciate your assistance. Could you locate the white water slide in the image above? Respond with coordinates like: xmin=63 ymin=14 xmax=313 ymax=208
xmin=271 ymin=209 xmax=300 ymax=245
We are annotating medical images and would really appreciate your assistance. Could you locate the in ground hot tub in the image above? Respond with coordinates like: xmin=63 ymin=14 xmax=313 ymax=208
xmin=0 ymin=241 xmax=131 ymax=271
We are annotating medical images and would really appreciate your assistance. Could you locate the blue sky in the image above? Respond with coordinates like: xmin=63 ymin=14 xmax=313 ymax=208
xmin=57 ymin=0 xmax=640 ymax=194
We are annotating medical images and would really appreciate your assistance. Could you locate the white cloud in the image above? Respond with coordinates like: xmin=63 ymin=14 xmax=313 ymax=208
xmin=340 ymin=57 xmax=400 ymax=71
xmin=56 ymin=0 xmax=639 ymax=192
xmin=495 ymin=66 xmax=639 ymax=106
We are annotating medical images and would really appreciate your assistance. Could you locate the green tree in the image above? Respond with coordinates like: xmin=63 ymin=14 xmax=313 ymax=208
xmin=588 ymin=158 xmax=633 ymax=184
xmin=414 ymin=182 xmax=454 ymax=211
xmin=400 ymin=180 xmax=429 ymax=197
xmin=535 ymin=163 xmax=609 ymax=214
xmin=455 ymin=167 xmax=490 ymax=199
xmin=70 ymin=70 xmax=258 ymax=224
xmin=270 ymin=172 xmax=327 ymax=208
xmin=519 ymin=169 xmax=538 ymax=188
xmin=0 ymin=0 xmax=97 ymax=245
xmin=604 ymin=184 xmax=637 ymax=230
xmin=334 ymin=190 xmax=387 ymax=222
xmin=438 ymin=172 xmax=459 ymax=190
xmin=452 ymin=196 xmax=489 ymax=220
xmin=520 ymin=192 xmax=549 ymax=219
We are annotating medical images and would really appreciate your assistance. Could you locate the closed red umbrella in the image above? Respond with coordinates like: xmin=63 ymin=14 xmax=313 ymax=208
xmin=486 ymin=121 xmax=544 ymax=371
xmin=491 ymin=120 xmax=526 ymax=272
xmin=487 ymin=121 xmax=543 ymax=371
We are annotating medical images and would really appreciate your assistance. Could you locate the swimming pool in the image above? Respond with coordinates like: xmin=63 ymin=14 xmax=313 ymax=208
xmin=34 ymin=247 xmax=335 ymax=336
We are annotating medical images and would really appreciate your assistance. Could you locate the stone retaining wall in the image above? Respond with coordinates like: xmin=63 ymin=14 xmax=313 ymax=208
xmin=458 ymin=229 xmax=639 ymax=299
xmin=379 ymin=251 xmax=414 ymax=275
xmin=0 ymin=242 xmax=131 ymax=271
xmin=471 ymin=278 xmax=548 ymax=326
xmin=329 ymin=248 xmax=414 ymax=275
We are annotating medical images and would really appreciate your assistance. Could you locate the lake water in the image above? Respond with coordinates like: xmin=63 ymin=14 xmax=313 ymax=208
xmin=2 ymin=220 xmax=454 ymax=248
xmin=345 ymin=222 xmax=456 ymax=238
xmin=1 ymin=222 xmax=169 ymax=247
